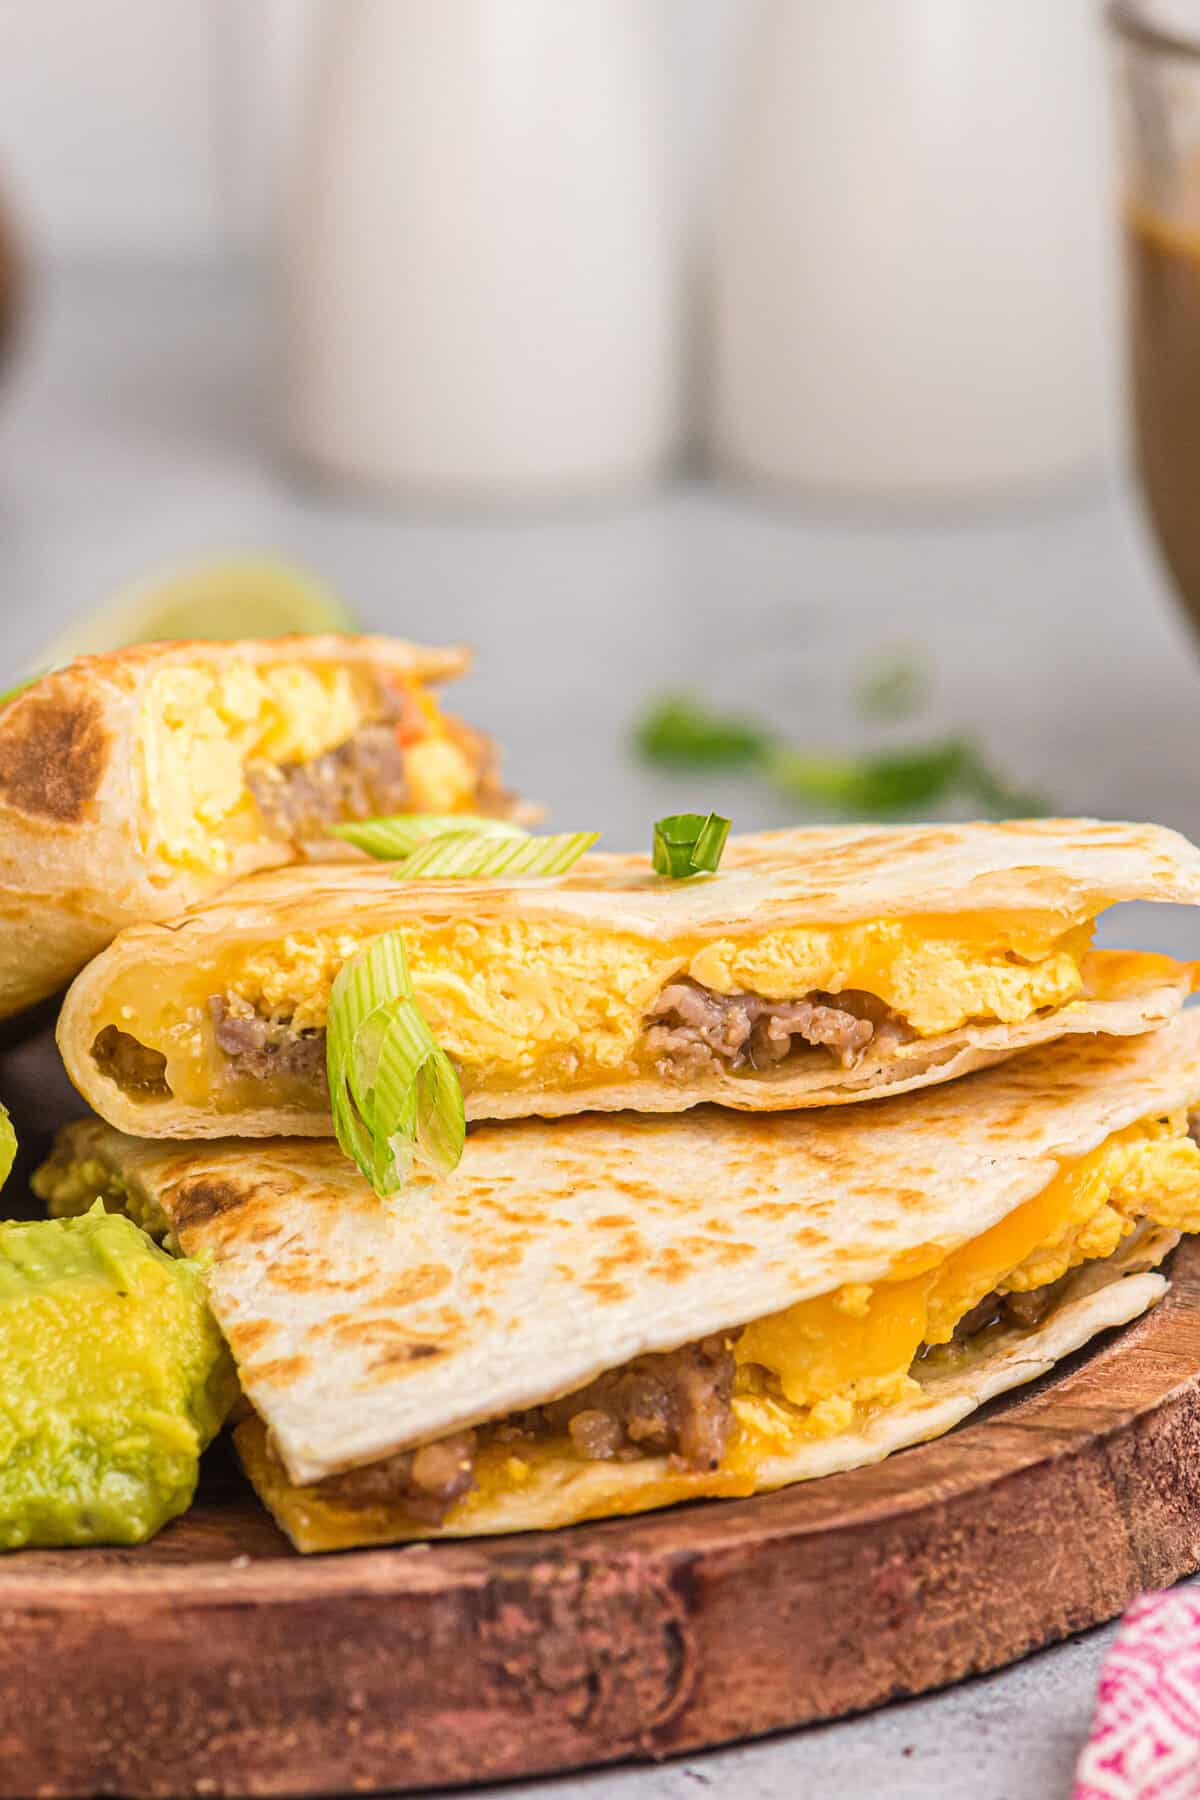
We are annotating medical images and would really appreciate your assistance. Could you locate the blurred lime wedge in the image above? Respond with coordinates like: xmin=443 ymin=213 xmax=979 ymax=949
xmin=43 ymin=556 xmax=356 ymax=666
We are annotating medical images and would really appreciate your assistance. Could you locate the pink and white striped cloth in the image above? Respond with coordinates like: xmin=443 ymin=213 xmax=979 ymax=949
xmin=1074 ymin=1591 xmax=1200 ymax=1800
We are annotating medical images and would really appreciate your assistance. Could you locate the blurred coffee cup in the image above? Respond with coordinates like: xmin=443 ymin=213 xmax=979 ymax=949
xmin=1111 ymin=1 xmax=1200 ymax=631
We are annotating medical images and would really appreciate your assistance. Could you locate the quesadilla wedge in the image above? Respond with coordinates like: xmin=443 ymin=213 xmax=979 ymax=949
xmin=57 ymin=819 xmax=1200 ymax=1136
xmin=0 ymin=634 xmax=516 ymax=1018
xmin=36 ymin=1016 xmax=1200 ymax=1547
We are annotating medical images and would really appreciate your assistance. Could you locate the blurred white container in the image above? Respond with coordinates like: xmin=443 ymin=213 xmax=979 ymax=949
xmin=282 ymin=0 xmax=679 ymax=503
xmin=706 ymin=0 xmax=1116 ymax=501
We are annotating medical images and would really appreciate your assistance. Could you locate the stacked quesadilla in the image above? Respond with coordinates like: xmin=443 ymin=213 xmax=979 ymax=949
xmin=55 ymin=820 xmax=1200 ymax=1134
xmin=37 ymin=1019 xmax=1200 ymax=1546
xmin=34 ymin=809 xmax=1200 ymax=1550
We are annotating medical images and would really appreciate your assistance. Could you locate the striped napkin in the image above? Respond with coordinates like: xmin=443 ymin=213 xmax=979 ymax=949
xmin=1074 ymin=1591 xmax=1200 ymax=1800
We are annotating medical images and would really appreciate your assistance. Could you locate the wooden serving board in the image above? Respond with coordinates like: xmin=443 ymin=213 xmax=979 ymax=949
xmin=4 ymin=1240 xmax=1200 ymax=1800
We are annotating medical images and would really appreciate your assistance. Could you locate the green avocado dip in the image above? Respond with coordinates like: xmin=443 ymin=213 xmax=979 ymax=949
xmin=0 ymin=1204 xmax=237 ymax=1548
xmin=32 ymin=1149 xmax=168 ymax=1239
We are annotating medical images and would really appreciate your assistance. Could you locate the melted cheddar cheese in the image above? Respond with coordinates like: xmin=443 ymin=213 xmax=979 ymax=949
xmin=726 ymin=1112 xmax=1200 ymax=1470
xmin=91 ymin=911 xmax=1102 ymax=1113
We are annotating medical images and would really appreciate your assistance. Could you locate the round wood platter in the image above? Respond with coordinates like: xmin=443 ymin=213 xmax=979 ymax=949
xmin=5 ymin=1242 xmax=1200 ymax=1800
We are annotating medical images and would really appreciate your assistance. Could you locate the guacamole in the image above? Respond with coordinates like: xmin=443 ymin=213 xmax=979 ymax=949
xmin=32 ymin=1149 xmax=169 ymax=1239
xmin=0 ymin=1205 xmax=236 ymax=1548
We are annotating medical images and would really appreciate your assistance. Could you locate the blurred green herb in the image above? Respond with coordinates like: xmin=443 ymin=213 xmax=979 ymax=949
xmin=635 ymin=694 xmax=768 ymax=768
xmin=855 ymin=650 xmax=930 ymax=724
xmin=634 ymin=693 xmax=1049 ymax=819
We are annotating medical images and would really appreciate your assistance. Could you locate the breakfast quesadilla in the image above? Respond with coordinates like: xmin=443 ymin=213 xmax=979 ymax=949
xmin=56 ymin=819 xmax=1200 ymax=1137
xmin=36 ymin=1015 xmax=1200 ymax=1548
xmin=0 ymin=635 xmax=515 ymax=1018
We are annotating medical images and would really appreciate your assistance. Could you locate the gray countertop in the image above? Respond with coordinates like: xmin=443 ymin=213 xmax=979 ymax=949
xmin=3 ymin=260 xmax=1200 ymax=1799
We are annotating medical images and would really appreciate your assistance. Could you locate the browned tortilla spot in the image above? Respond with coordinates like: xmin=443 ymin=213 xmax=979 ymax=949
xmin=268 ymin=1258 xmax=336 ymax=1294
xmin=469 ymin=1245 xmax=527 ymax=1275
xmin=648 ymin=1247 xmax=695 ymax=1283
xmin=0 ymin=694 xmax=109 ymax=823
xmin=589 ymin=1246 xmax=643 ymax=1281
xmin=275 ymin=1263 xmax=392 ymax=1296
xmin=372 ymin=1267 xmax=453 ymax=1308
xmin=610 ymin=1179 xmax=661 ymax=1203
xmin=168 ymin=1176 xmax=254 ymax=1232
xmin=367 ymin=1342 xmax=443 ymax=1374
xmin=228 ymin=1319 xmax=277 ymax=1357
xmin=248 ymin=1355 xmax=312 ymax=1386
xmin=323 ymin=1315 xmax=458 ymax=1355
xmin=582 ymin=1279 xmax=631 ymax=1303
xmin=711 ymin=1239 xmax=756 ymax=1265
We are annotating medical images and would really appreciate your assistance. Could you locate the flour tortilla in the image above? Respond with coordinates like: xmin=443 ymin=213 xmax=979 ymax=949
xmin=43 ymin=1014 xmax=1200 ymax=1517
xmin=56 ymin=818 xmax=1200 ymax=1136
xmin=0 ymin=635 xmax=473 ymax=1018
xmin=235 ymin=1227 xmax=1175 ymax=1550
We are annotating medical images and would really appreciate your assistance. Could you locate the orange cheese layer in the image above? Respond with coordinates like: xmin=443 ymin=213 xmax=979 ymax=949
xmin=89 ymin=912 xmax=1128 ymax=1112
xmin=728 ymin=1110 xmax=1200 ymax=1468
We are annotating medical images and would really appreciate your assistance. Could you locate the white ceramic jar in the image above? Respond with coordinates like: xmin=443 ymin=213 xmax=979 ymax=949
xmin=705 ymin=0 xmax=1116 ymax=501
xmin=282 ymin=0 xmax=679 ymax=503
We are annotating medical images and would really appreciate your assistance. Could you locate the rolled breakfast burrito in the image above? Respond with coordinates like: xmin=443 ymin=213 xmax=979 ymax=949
xmin=36 ymin=1016 xmax=1200 ymax=1548
xmin=57 ymin=818 xmax=1200 ymax=1137
xmin=0 ymin=635 xmax=516 ymax=1018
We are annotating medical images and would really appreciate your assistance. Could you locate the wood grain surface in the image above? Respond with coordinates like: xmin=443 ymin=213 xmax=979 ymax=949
xmin=3 ymin=1240 xmax=1200 ymax=1799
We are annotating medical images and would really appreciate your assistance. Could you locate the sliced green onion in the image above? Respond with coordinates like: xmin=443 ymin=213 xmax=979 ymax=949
xmin=373 ymin=1004 xmax=464 ymax=1177
xmin=395 ymin=829 xmax=598 ymax=880
xmin=326 ymin=932 xmax=464 ymax=1197
xmin=330 ymin=812 xmax=597 ymax=881
xmin=331 ymin=813 xmax=526 ymax=860
xmin=652 ymin=811 xmax=731 ymax=879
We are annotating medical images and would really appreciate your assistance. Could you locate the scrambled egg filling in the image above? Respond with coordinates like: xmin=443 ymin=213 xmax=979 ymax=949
xmin=139 ymin=661 xmax=466 ymax=875
xmin=92 ymin=911 xmax=1102 ymax=1111
xmin=236 ymin=911 xmax=1093 ymax=1043
xmin=464 ymin=1110 xmax=1200 ymax=1514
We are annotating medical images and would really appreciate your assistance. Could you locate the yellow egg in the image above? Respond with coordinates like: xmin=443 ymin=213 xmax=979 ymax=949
xmin=141 ymin=661 xmax=374 ymax=873
xmin=219 ymin=912 xmax=1094 ymax=1107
